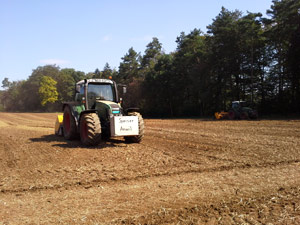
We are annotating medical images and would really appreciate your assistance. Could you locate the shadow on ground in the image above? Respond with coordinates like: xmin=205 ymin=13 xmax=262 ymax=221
xmin=30 ymin=134 xmax=127 ymax=149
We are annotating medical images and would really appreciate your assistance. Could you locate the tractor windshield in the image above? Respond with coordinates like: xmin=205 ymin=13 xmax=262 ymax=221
xmin=88 ymin=83 xmax=115 ymax=102
xmin=232 ymin=101 xmax=248 ymax=109
xmin=240 ymin=102 xmax=249 ymax=107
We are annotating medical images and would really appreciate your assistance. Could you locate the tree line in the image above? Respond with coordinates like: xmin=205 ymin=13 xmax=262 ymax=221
xmin=1 ymin=0 xmax=300 ymax=117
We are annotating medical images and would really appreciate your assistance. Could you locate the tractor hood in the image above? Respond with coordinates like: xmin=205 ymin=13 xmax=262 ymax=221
xmin=242 ymin=107 xmax=253 ymax=111
xmin=242 ymin=107 xmax=257 ymax=117
xmin=94 ymin=100 xmax=122 ymax=119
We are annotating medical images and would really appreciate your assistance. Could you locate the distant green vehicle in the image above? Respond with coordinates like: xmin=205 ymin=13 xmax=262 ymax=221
xmin=55 ymin=78 xmax=144 ymax=146
xmin=228 ymin=101 xmax=258 ymax=120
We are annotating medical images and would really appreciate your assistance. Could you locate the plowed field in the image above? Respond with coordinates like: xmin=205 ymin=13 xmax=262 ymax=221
xmin=0 ymin=113 xmax=300 ymax=224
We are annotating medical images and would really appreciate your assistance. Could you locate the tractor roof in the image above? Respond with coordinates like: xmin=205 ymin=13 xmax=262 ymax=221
xmin=232 ymin=101 xmax=246 ymax=104
xmin=76 ymin=79 xmax=114 ymax=85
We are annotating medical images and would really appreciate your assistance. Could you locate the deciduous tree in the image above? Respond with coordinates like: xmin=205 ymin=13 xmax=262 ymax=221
xmin=39 ymin=76 xmax=58 ymax=107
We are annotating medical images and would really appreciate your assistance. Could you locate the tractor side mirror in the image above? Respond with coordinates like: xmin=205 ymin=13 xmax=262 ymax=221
xmin=75 ymin=84 xmax=80 ymax=93
xmin=123 ymin=86 xmax=127 ymax=94
xmin=117 ymin=84 xmax=127 ymax=95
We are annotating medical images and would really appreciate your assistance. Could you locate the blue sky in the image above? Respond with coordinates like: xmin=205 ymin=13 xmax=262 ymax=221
xmin=0 ymin=0 xmax=273 ymax=83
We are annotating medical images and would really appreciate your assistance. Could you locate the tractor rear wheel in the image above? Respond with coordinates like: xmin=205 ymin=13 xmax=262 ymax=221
xmin=63 ymin=106 xmax=77 ymax=140
xmin=125 ymin=112 xmax=144 ymax=143
xmin=240 ymin=112 xmax=249 ymax=120
xmin=80 ymin=113 xmax=102 ymax=146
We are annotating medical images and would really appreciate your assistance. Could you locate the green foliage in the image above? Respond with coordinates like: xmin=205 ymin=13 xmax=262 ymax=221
xmin=141 ymin=37 xmax=162 ymax=69
xmin=55 ymin=69 xmax=76 ymax=102
xmin=39 ymin=76 xmax=58 ymax=106
xmin=0 ymin=80 xmax=26 ymax=111
xmin=102 ymin=63 xmax=112 ymax=79
xmin=1 ymin=78 xmax=11 ymax=89
xmin=118 ymin=47 xmax=141 ymax=84
xmin=143 ymin=53 xmax=175 ymax=116
xmin=94 ymin=68 xmax=101 ymax=78
xmin=1 ymin=0 xmax=300 ymax=115
xmin=265 ymin=0 xmax=300 ymax=113
xmin=172 ymin=29 xmax=209 ymax=115
xmin=23 ymin=65 xmax=60 ymax=111
xmin=0 ymin=91 xmax=4 ymax=111
xmin=0 ymin=65 xmax=85 ymax=112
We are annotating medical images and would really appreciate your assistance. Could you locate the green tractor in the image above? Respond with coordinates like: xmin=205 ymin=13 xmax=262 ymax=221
xmin=228 ymin=101 xmax=258 ymax=120
xmin=55 ymin=78 xmax=144 ymax=146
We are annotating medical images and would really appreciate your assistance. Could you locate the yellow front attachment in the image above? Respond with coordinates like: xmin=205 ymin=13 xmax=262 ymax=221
xmin=215 ymin=111 xmax=228 ymax=120
xmin=55 ymin=115 xmax=64 ymax=136
xmin=215 ymin=112 xmax=222 ymax=120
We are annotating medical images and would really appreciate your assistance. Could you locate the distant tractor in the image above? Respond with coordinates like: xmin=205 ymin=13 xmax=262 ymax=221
xmin=55 ymin=78 xmax=144 ymax=146
xmin=215 ymin=101 xmax=258 ymax=120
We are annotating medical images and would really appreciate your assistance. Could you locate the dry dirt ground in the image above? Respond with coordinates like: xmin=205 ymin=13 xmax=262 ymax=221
xmin=0 ymin=113 xmax=300 ymax=224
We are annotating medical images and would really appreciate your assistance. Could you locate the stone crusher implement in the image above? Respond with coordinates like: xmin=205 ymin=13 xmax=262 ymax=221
xmin=215 ymin=101 xmax=258 ymax=120
xmin=214 ymin=111 xmax=229 ymax=120
xmin=54 ymin=78 xmax=144 ymax=146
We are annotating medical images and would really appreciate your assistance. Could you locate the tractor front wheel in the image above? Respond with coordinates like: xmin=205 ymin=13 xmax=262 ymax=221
xmin=63 ymin=106 xmax=77 ymax=140
xmin=250 ymin=110 xmax=258 ymax=119
xmin=228 ymin=110 xmax=235 ymax=120
xmin=80 ymin=113 xmax=102 ymax=146
xmin=125 ymin=112 xmax=144 ymax=143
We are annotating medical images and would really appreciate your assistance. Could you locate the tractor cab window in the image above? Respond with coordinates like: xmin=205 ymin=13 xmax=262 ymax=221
xmin=80 ymin=85 xmax=84 ymax=95
xmin=240 ymin=102 xmax=248 ymax=108
xmin=232 ymin=102 xmax=240 ymax=109
xmin=87 ymin=83 xmax=115 ymax=102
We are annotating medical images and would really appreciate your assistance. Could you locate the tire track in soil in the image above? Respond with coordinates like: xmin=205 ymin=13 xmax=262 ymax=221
xmin=1 ymin=114 xmax=300 ymax=223
xmin=0 ymin=139 xmax=19 ymax=169
xmin=140 ymin=140 xmax=244 ymax=166
xmin=0 ymin=113 xmax=54 ymax=129
xmin=142 ymin=136 xmax=300 ymax=173
xmin=146 ymin=128 xmax=232 ymax=152
xmin=1 ymin=122 xmax=299 ymax=196
xmin=143 ymin=130 xmax=245 ymax=168
xmin=1 ymin=160 xmax=299 ymax=195
xmin=3 ymin=123 xmax=297 ymax=195
xmin=146 ymin=127 xmax=300 ymax=166
xmin=115 ymin=186 xmax=300 ymax=225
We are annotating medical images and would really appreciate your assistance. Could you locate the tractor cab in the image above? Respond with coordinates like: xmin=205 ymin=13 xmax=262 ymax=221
xmin=75 ymin=79 xmax=118 ymax=110
xmin=229 ymin=101 xmax=258 ymax=120
xmin=232 ymin=101 xmax=248 ymax=110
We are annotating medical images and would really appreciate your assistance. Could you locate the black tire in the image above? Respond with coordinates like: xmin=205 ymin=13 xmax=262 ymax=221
xmin=63 ymin=106 xmax=77 ymax=140
xmin=80 ymin=113 xmax=102 ymax=146
xmin=228 ymin=110 xmax=235 ymax=120
xmin=125 ymin=112 xmax=144 ymax=143
xmin=250 ymin=110 xmax=258 ymax=119
xmin=240 ymin=112 xmax=249 ymax=120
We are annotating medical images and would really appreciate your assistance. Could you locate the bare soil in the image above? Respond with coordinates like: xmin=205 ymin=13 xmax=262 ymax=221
xmin=0 ymin=112 xmax=299 ymax=224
